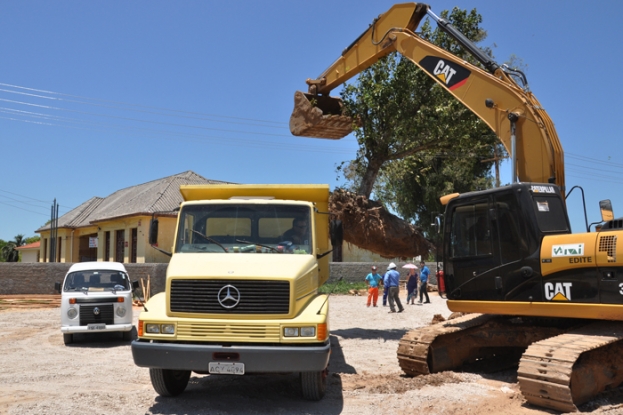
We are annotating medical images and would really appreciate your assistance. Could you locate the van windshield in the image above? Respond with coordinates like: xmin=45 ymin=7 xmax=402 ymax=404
xmin=175 ymin=203 xmax=312 ymax=254
xmin=63 ymin=270 xmax=130 ymax=292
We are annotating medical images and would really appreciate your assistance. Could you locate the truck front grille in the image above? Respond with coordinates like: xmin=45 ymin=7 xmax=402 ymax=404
xmin=176 ymin=321 xmax=282 ymax=342
xmin=170 ymin=279 xmax=290 ymax=314
xmin=79 ymin=304 xmax=114 ymax=325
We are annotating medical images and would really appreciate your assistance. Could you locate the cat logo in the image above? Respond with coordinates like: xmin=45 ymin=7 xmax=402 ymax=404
xmin=544 ymin=282 xmax=572 ymax=301
xmin=419 ymin=56 xmax=471 ymax=90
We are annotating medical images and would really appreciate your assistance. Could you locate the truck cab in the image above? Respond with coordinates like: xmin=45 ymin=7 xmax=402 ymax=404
xmin=132 ymin=184 xmax=332 ymax=400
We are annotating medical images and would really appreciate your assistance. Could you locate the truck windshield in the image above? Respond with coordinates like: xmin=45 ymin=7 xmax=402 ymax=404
xmin=175 ymin=203 xmax=313 ymax=254
xmin=63 ymin=270 xmax=130 ymax=292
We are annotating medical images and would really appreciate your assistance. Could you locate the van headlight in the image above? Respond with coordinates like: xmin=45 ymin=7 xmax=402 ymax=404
xmin=115 ymin=306 xmax=127 ymax=317
xmin=67 ymin=308 xmax=78 ymax=319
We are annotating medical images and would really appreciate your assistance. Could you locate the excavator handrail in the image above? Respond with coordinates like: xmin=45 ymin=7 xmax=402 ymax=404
xmin=293 ymin=2 xmax=565 ymax=191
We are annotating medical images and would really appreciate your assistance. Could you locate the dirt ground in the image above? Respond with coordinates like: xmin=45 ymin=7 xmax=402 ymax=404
xmin=2 ymin=293 xmax=623 ymax=415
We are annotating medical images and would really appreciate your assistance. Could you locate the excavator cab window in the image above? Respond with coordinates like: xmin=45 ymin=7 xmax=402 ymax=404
xmin=449 ymin=201 xmax=492 ymax=258
xmin=531 ymin=195 xmax=569 ymax=233
xmin=494 ymin=194 xmax=532 ymax=263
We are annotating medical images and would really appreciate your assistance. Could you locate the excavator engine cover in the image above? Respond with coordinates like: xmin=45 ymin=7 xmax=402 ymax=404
xmin=289 ymin=91 xmax=353 ymax=139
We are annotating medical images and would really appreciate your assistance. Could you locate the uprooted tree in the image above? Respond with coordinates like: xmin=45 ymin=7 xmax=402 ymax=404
xmin=330 ymin=189 xmax=433 ymax=259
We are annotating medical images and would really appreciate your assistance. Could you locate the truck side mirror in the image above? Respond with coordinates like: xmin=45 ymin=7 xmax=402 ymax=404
xmin=54 ymin=282 xmax=61 ymax=293
xmin=600 ymin=200 xmax=614 ymax=222
xmin=149 ymin=218 xmax=159 ymax=245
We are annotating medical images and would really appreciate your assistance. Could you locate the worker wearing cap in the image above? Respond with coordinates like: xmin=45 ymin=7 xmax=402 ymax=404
xmin=365 ymin=265 xmax=383 ymax=307
xmin=384 ymin=262 xmax=404 ymax=313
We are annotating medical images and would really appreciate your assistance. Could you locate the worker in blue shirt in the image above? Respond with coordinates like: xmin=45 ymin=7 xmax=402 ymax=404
xmin=418 ymin=261 xmax=431 ymax=304
xmin=383 ymin=262 xmax=404 ymax=313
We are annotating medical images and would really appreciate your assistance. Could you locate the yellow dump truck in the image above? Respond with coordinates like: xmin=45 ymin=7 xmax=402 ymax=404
xmin=131 ymin=184 xmax=334 ymax=400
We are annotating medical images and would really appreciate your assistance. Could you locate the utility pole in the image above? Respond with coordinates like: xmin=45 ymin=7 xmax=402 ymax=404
xmin=481 ymin=146 xmax=505 ymax=187
xmin=50 ymin=199 xmax=58 ymax=262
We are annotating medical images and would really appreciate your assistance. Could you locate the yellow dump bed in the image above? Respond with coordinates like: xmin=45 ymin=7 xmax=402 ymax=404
xmin=180 ymin=184 xmax=329 ymax=206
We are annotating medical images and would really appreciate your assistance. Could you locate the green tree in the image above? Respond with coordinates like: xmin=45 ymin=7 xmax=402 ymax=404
xmin=1 ymin=234 xmax=26 ymax=262
xmin=338 ymin=7 xmax=507 ymax=233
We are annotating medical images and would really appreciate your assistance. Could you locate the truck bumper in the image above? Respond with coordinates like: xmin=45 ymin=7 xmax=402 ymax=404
xmin=131 ymin=339 xmax=331 ymax=373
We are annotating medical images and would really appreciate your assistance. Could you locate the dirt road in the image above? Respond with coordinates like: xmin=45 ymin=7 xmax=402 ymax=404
xmin=1 ymin=294 xmax=622 ymax=415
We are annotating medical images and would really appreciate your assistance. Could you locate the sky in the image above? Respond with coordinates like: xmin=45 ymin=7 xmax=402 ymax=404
xmin=2 ymin=0 xmax=623 ymax=241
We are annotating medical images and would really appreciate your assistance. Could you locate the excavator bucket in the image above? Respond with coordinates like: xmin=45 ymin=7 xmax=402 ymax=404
xmin=289 ymin=91 xmax=354 ymax=139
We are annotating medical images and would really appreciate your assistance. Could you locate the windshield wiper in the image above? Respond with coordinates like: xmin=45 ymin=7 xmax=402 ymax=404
xmin=235 ymin=239 xmax=279 ymax=253
xmin=191 ymin=229 xmax=227 ymax=252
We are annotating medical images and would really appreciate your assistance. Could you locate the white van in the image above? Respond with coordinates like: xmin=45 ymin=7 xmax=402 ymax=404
xmin=56 ymin=262 xmax=138 ymax=345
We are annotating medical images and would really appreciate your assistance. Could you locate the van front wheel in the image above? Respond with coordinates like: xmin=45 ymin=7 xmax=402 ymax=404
xmin=149 ymin=368 xmax=190 ymax=397
xmin=63 ymin=333 xmax=73 ymax=345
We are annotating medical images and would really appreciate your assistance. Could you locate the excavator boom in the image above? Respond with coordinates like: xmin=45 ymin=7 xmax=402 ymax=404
xmin=290 ymin=2 xmax=564 ymax=190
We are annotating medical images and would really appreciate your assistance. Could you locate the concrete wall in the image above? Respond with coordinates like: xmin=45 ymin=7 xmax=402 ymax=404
xmin=0 ymin=262 xmax=439 ymax=295
xmin=0 ymin=263 xmax=168 ymax=295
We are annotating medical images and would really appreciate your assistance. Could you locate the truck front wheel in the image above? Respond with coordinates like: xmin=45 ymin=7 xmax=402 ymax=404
xmin=63 ymin=333 xmax=73 ymax=345
xmin=149 ymin=368 xmax=191 ymax=397
xmin=301 ymin=367 xmax=328 ymax=401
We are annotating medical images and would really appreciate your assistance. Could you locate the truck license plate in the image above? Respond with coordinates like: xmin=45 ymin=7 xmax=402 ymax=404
xmin=87 ymin=323 xmax=106 ymax=330
xmin=208 ymin=362 xmax=245 ymax=375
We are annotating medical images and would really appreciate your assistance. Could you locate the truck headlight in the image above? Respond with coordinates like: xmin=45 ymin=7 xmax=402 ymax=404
xmin=67 ymin=308 xmax=78 ymax=319
xmin=284 ymin=327 xmax=299 ymax=337
xmin=161 ymin=324 xmax=175 ymax=334
xmin=146 ymin=324 xmax=160 ymax=334
xmin=300 ymin=327 xmax=316 ymax=337
xmin=115 ymin=306 xmax=127 ymax=317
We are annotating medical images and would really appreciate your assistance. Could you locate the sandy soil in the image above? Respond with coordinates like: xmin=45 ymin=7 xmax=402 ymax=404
xmin=1 ymin=293 xmax=623 ymax=415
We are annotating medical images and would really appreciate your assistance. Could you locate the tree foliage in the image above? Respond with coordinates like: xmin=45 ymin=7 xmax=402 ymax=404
xmin=338 ymin=7 xmax=508 ymax=236
xmin=0 ymin=234 xmax=28 ymax=262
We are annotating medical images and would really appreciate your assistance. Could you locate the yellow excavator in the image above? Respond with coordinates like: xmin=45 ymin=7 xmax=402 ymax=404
xmin=290 ymin=3 xmax=623 ymax=412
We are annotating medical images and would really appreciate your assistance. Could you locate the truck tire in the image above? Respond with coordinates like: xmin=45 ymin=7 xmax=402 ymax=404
xmin=63 ymin=333 xmax=73 ymax=345
xmin=301 ymin=367 xmax=328 ymax=401
xmin=149 ymin=368 xmax=190 ymax=397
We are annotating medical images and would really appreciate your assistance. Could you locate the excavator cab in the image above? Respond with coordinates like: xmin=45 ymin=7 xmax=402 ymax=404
xmin=443 ymin=183 xmax=570 ymax=302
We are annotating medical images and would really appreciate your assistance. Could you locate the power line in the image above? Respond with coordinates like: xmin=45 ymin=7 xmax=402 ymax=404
xmin=0 ymin=82 xmax=288 ymax=127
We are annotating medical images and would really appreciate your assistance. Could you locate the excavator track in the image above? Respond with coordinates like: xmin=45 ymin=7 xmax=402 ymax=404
xmin=398 ymin=313 xmax=493 ymax=375
xmin=397 ymin=313 xmax=568 ymax=376
xmin=518 ymin=322 xmax=623 ymax=412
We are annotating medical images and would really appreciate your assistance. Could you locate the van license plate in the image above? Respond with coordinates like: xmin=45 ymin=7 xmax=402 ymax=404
xmin=87 ymin=323 xmax=106 ymax=330
xmin=209 ymin=362 xmax=245 ymax=375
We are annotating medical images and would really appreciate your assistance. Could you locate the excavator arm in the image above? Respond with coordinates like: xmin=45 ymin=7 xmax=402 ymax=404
xmin=290 ymin=2 xmax=564 ymax=190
